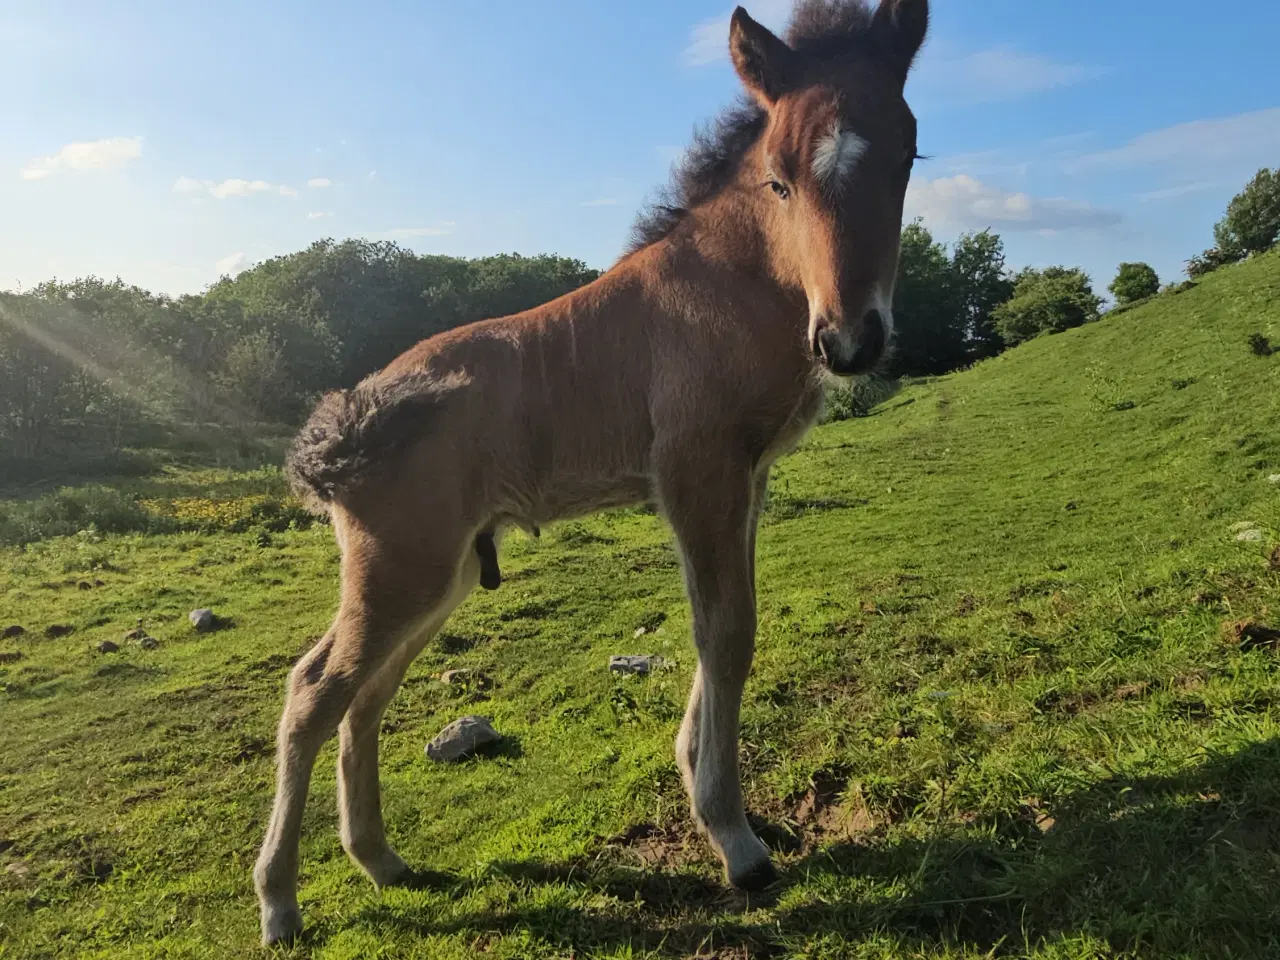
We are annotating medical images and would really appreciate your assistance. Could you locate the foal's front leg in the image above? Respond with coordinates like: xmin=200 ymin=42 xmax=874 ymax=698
xmin=663 ymin=460 xmax=775 ymax=890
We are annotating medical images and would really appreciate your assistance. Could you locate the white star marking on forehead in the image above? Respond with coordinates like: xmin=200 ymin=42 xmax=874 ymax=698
xmin=812 ymin=123 xmax=868 ymax=188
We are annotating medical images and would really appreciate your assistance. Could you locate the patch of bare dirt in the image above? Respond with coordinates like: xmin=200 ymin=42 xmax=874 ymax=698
xmin=607 ymin=822 xmax=700 ymax=870
xmin=1227 ymin=620 xmax=1280 ymax=652
xmin=1017 ymin=798 xmax=1057 ymax=835
xmin=791 ymin=772 xmax=877 ymax=850
xmin=1112 ymin=681 xmax=1151 ymax=701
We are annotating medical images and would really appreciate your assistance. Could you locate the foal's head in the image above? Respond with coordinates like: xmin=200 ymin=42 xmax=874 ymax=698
xmin=730 ymin=0 xmax=928 ymax=375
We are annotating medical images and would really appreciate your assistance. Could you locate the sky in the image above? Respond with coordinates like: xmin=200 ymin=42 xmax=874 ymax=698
xmin=3 ymin=0 xmax=1279 ymax=298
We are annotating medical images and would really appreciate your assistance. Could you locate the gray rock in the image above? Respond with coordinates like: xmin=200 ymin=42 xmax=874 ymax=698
xmin=440 ymin=669 xmax=472 ymax=685
xmin=96 ymin=640 xmax=120 ymax=654
xmin=609 ymin=655 xmax=663 ymax=676
xmin=426 ymin=715 xmax=502 ymax=762
xmin=139 ymin=636 xmax=160 ymax=651
xmin=4 ymin=862 xmax=30 ymax=880
xmin=189 ymin=609 xmax=216 ymax=632
xmin=1236 ymin=528 xmax=1265 ymax=543
xmin=1268 ymin=474 xmax=1280 ymax=485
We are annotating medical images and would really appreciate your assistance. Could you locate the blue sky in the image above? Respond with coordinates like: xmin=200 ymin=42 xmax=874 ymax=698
xmin=3 ymin=0 xmax=1279 ymax=298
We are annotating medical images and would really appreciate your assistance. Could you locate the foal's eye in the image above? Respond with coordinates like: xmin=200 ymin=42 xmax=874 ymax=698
xmin=769 ymin=180 xmax=791 ymax=201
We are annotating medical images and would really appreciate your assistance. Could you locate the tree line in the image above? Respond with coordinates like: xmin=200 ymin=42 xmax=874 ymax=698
xmin=2 ymin=166 xmax=1277 ymax=458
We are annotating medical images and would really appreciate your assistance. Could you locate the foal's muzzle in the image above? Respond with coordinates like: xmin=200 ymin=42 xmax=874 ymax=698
xmin=812 ymin=309 xmax=889 ymax=376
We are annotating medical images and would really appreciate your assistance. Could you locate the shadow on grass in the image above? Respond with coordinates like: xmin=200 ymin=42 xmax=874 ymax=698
xmin=358 ymin=738 xmax=1280 ymax=958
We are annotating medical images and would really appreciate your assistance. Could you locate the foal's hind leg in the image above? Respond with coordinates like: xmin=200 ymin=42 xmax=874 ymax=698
xmin=661 ymin=452 xmax=774 ymax=890
xmin=254 ymin=523 xmax=471 ymax=946
xmin=337 ymin=548 xmax=480 ymax=886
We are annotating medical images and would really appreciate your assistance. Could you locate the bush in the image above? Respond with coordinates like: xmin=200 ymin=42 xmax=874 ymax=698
xmin=992 ymin=267 xmax=1101 ymax=346
xmin=1249 ymin=333 xmax=1275 ymax=357
xmin=1109 ymin=262 xmax=1159 ymax=305
xmin=823 ymin=377 xmax=901 ymax=422
xmin=0 ymin=486 xmax=172 ymax=546
xmin=1214 ymin=167 xmax=1280 ymax=259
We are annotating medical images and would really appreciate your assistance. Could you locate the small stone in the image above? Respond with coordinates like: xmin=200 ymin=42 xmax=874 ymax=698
xmin=0 ymin=651 xmax=23 ymax=665
xmin=189 ymin=609 xmax=216 ymax=632
xmin=425 ymin=715 xmax=502 ymax=762
xmin=1 ymin=625 xmax=24 ymax=639
xmin=1268 ymin=474 xmax=1280 ymax=485
xmin=1236 ymin=529 xmax=1265 ymax=543
xmin=139 ymin=636 xmax=160 ymax=651
xmin=633 ymin=626 xmax=647 ymax=639
xmin=96 ymin=640 xmax=120 ymax=654
xmin=4 ymin=862 xmax=31 ymax=880
xmin=440 ymin=669 xmax=475 ymax=685
xmin=609 ymin=655 xmax=662 ymax=676
xmin=44 ymin=624 xmax=74 ymax=639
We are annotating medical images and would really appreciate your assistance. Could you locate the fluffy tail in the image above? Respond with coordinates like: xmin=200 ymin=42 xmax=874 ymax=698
xmin=285 ymin=372 xmax=462 ymax=511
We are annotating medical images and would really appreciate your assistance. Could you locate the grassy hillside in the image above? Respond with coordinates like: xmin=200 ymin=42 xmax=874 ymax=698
xmin=1 ymin=251 xmax=1279 ymax=959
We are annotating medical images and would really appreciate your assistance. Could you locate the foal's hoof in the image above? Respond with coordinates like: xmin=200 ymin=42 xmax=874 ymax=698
xmin=260 ymin=903 xmax=303 ymax=947
xmin=729 ymin=857 xmax=779 ymax=893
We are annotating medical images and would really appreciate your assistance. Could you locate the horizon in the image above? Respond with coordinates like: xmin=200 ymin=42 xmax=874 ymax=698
xmin=3 ymin=0 xmax=1279 ymax=298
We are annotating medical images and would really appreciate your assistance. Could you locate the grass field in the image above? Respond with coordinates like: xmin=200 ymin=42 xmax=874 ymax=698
xmin=2 ymin=251 xmax=1279 ymax=959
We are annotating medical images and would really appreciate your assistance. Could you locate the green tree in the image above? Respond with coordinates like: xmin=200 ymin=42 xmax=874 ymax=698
xmin=1109 ymin=262 xmax=1160 ymax=305
xmin=993 ymin=267 xmax=1101 ymax=346
xmin=890 ymin=220 xmax=965 ymax=376
xmin=1213 ymin=167 xmax=1280 ymax=260
xmin=951 ymin=229 xmax=1014 ymax=360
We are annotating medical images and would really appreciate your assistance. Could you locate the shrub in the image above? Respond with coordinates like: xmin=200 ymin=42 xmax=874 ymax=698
xmin=823 ymin=377 xmax=901 ymax=422
xmin=1214 ymin=167 xmax=1280 ymax=259
xmin=0 ymin=486 xmax=172 ymax=546
xmin=993 ymin=267 xmax=1101 ymax=346
xmin=1109 ymin=262 xmax=1160 ymax=304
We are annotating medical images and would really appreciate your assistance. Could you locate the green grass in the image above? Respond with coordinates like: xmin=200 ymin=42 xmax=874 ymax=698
xmin=2 ymin=251 xmax=1280 ymax=959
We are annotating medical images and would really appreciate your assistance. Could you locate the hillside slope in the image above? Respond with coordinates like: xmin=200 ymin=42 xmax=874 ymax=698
xmin=1 ymin=251 xmax=1279 ymax=959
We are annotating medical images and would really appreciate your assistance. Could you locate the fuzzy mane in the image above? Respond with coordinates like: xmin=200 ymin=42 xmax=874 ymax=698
xmin=627 ymin=0 xmax=880 ymax=254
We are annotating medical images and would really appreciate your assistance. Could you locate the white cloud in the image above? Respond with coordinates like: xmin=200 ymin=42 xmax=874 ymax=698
xmin=913 ymin=48 xmax=1105 ymax=104
xmin=906 ymin=174 xmax=1121 ymax=232
xmin=175 ymin=177 xmax=298 ymax=199
xmin=1136 ymin=181 xmax=1220 ymax=203
xmin=366 ymin=222 xmax=456 ymax=240
xmin=681 ymin=7 xmax=1101 ymax=107
xmin=20 ymin=136 xmax=143 ymax=180
xmin=1068 ymin=107 xmax=1280 ymax=173
xmin=581 ymin=197 xmax=619 ymax=207
xmin=307 ymin=177 xmax=331 ymax=188
xmin=215 ymin=252 xmax=252 ymax=277
xmin=306 ymin=211 xmax=334 ymax=220
xmin=683 ymin=0 xmax=792 ymax=66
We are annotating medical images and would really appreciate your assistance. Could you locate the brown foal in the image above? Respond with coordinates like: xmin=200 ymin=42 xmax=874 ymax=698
xmin=255 ymin=0 xmax=928 ymax=944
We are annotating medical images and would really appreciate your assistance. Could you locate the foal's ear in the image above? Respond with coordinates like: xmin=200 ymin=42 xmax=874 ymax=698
xmin=872 ymin=0 xmax=929 ymax=81
xmin=729 ymin=7 xmax=798 ymax=107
